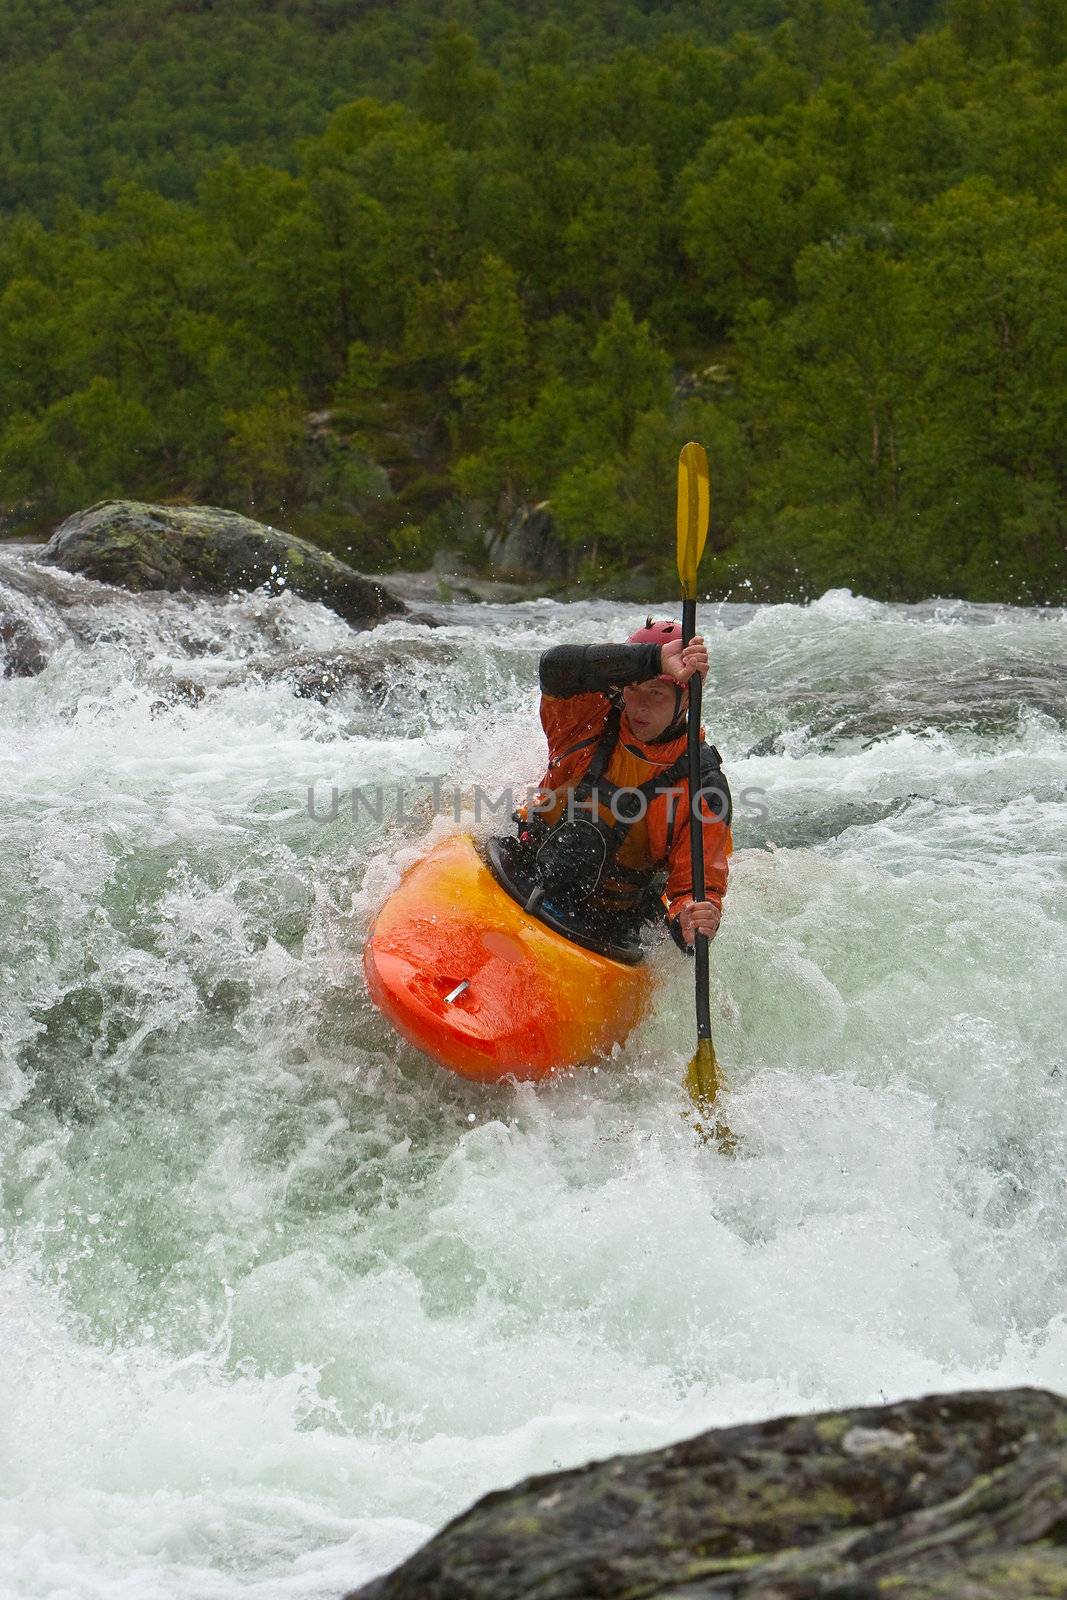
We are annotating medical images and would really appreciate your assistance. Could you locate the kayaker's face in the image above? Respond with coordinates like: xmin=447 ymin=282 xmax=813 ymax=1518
xmin=622 ymin=680 xmax=683 ymax=741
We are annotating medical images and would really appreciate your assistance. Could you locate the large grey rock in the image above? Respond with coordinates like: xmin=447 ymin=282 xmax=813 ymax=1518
xmin=485 ymin=502 xmax=572 ymax=580
xmin=40 ymin=501 xmax=405 ymax=629
xmin=344 ymin=1387 xmax=1067 ymax=1600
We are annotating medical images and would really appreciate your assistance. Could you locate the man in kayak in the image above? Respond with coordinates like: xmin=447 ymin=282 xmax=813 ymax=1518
xmin=492 ymin=619 xmax=730 ymax=955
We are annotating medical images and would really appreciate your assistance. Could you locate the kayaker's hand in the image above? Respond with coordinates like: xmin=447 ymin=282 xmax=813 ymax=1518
xmin=660 ymin=635 xmax=708 ymax=684
xmin=679 ymin=899 xmax=721 ymax=944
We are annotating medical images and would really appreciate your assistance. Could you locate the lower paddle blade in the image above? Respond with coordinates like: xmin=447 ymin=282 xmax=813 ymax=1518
xmin=685 ymin=1037 xmax=736 ymax=1152
xmin=685 ymin=1035 xmax=723 ymax=1103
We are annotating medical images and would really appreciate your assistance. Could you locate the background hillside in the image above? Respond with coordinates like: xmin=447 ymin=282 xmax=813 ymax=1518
xmin=1 ymin=0 xmax=1065 ymax=601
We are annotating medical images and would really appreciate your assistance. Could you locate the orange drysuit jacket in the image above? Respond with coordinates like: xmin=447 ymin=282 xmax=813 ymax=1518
xmin=536 ymin=643 xmax=731 ymax=936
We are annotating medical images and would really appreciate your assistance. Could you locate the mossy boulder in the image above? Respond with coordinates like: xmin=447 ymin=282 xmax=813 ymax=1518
xmin=345 ymin=1388 xmax=1067 ymax=1599
xmin=40 ymin=500 xmax=405 ymax=628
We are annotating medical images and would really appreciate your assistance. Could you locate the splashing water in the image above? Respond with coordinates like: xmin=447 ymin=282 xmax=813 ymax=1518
xmin=1 ymin=553 xmax=1065 ymax=1598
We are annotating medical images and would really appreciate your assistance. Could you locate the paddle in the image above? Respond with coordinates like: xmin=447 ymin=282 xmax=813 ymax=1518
xmin=676 ymin=442 xmax=733 ymax=1149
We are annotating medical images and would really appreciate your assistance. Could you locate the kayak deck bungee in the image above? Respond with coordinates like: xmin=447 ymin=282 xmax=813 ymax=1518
xmin=363 ymin=834 xmax=650 ymax=1082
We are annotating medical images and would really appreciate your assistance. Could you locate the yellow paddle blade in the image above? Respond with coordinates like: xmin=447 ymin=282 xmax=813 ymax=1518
xmin=676 ymin=441 xmax=710 ymax=601
xmin=685 ymin=1037 xmax=736 ymax=1153
xmin=685 ymin=1035 xmax=723 ymax=1105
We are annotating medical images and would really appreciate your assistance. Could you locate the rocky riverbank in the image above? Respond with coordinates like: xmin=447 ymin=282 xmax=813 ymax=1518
xmin=345 ymin=1387 xmax=1067 ymax=1600
xmin=1 ymin=497 xmax=674 ymax=631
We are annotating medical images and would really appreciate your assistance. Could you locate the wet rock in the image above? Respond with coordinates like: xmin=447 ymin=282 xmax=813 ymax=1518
xmin=0 ymin=608 xmax=51 ymax=677
xmin=744 ymin=730 xmax=785 ymax=758
xmin=40 ymin=500 xmax=406 ymax=629
xmin=148 ymin=677 xmax=207 ymax=715
xmin=0 ymin=551 xmax=83 ymax=674
xmin=0 ymin=546 xmax=111 ymax=615
xmin=485 ymin=502 xmax=572 ymax=581
xmin=343 ymin=1388 xmax=1067 ymax=1600
xmin=144 ymin=640 xmax=463 ymax=708
xmin=255 ymin=640 xmax=460 ymax=703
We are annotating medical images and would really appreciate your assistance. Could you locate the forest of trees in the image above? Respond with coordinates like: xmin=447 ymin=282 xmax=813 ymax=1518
xmin=1 ymin=0 xmax=1065 ymax=602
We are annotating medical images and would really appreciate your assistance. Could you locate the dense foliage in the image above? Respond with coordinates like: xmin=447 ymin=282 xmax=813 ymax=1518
xmin=1 ymin=0 xmax=1065 ymax=601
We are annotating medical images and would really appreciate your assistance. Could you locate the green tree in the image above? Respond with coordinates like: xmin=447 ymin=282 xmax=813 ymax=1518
xmin=1028 ymin=0 xmax=1067 ymax=63
xmin=1 ymin=377 xmax=157 ymax=510
xmin=729 ymin=234 xmax=917 ymax=594
xmin=222 ymin=392 xmax=306 ymax=513
xmin=453 ymin=254 xmax=529 ymax=433
xmin=586 ymin=298 xmax=672 ymax=449
xmin=413 ymin=24 xmax=500 ymax=149
xmin=778 ymin=0 xmax=875 ymax=81
xmin=949 ymin=0 xmax=1022 ymax=58
xmin=679 ymin=130 xmax=850 ymax=324
xmin=902 ymin=180 xmax=1067 ymax=597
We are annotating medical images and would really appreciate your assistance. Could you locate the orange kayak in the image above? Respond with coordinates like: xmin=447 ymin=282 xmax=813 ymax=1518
xmin=363 ymin=834 xmax=651 ymax=1082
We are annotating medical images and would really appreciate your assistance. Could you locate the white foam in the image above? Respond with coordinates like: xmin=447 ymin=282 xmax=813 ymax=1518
xmin=1 ymin=575 xmax=1064 ymax=1597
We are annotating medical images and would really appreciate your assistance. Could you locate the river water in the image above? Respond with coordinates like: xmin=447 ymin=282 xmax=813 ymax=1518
xmin=1 ymin=554 xmax=1065 ymax=1598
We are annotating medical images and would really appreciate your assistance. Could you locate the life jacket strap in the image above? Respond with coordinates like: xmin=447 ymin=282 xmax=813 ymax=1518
xmin=536 ymin=699 xmax=724 ymax=918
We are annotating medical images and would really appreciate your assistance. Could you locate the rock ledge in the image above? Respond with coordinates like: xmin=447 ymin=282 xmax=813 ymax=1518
xmin=345 ymin=1387 xmax=1067 ymax=1599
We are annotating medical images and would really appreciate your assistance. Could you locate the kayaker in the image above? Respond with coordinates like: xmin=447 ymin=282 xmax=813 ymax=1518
xmin=495 ymin=619 xmax=730 ymax=954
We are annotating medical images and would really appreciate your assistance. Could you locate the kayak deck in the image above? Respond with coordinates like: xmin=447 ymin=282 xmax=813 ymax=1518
xmin=363 ymin=834 xmax=650 ymax=1081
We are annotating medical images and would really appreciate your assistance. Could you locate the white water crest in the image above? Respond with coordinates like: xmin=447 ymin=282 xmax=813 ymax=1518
xmin=2 ymin=553 xmax=1066 ymax=1598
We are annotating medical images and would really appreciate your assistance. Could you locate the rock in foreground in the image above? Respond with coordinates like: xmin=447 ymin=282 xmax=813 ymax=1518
xmin=345 ymin=1388 xmax=1067 ymax=1599
xmin=41 ymin=500 xmax=405 ymax=628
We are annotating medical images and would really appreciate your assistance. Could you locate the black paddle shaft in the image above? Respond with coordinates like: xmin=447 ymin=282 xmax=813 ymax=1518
xmin=681 ymin=599 xmax=712 ymax=1041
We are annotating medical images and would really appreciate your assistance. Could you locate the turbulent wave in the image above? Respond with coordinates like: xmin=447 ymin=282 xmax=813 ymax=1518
xmin=2 ymin=554 xmax=1065 ymax=1598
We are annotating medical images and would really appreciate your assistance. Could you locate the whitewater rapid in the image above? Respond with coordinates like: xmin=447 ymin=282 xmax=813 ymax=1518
xmin=1 ymin=555 xmax=1065 ymax=1598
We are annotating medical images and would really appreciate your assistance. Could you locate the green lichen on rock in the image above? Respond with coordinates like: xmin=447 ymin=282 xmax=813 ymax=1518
xmin=344 ymin=1389 xmax=1067 ymax=1600
xmin=40 ymin=500 xmax=405 ymax=629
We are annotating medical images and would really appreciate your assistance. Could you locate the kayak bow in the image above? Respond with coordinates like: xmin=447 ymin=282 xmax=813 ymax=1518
xmin=363 ymin=834 xmax=651 ymax=1081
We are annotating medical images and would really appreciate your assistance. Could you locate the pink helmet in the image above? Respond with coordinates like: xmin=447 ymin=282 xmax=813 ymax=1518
xmin=628 ymin=616 xmax=682 ymax=684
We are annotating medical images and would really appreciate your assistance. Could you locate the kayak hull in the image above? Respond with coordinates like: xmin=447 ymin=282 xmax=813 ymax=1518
xmin=363 ymin=834 xmax=650 ymax=1082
